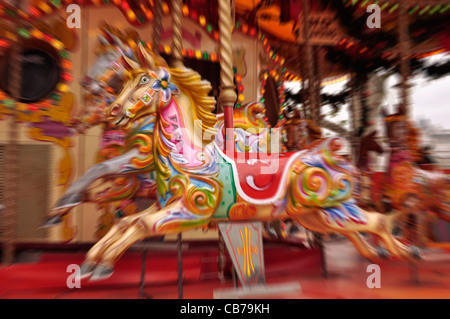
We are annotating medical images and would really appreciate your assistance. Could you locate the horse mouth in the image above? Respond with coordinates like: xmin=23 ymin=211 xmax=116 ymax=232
xmin=114 ymin=116 xmax=126 ymax=126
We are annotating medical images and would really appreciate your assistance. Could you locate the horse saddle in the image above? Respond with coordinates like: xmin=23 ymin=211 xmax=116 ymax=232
xmin=228 ymin=150 xmax=304 ymax=202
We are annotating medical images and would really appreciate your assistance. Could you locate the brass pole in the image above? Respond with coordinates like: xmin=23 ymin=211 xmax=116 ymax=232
xmin=298 ymin=45 xmax=309 ymax=120
xmin=171 ymin=0 xmax=184 ymax=68
xmin=218 ymin=232 xmax=226 ymax=282
xmin=348 ymin=77 xmax=359 ymax=164
xmin=153 ymin=0 xmax=163 ymax=53
xmin=301 ymin=0 xmax=320 ymax=126
xmin=2 ymin=0 xmax=22 ymax=265
xmin=398 ymin=0 xmax=411 ymax=117
xmin=313 ymin=46 xmax=322 ymax=126
xmin=177 ymin=233 xmax=183 ymax=298
xmin=218 ymin=0 xmax=236 ymax=154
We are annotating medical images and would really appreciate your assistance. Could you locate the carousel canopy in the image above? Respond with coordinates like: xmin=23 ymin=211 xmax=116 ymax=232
xmin=0 ymin=0 xmax=449 ymax=79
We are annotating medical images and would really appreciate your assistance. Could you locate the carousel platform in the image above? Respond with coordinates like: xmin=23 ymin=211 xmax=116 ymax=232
xmin=1 ymin=238 xmax=450 ymax=299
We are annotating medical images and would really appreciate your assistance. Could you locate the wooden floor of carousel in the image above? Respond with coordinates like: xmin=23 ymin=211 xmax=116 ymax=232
xmin=1 ymin=230 xmax=450 ymax=299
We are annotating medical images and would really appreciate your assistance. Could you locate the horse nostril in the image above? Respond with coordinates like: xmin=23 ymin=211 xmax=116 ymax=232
xmin=110 ymin=105 xmax=121 ymax=116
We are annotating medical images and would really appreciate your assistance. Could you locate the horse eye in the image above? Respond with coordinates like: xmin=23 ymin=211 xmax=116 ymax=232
xmin=139 ymin=76 xmax=150 ymax=85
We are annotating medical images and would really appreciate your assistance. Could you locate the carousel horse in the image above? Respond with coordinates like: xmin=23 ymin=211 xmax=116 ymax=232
xmin=42 ymin=44 xmax=421 ymax=280
xmin=355 ymin=131 xmax=384 ymax=212
xmin=44 ymin=28 xmax=278 ymax=235
xmin=381 ymin=107 xmax=450 ymax=244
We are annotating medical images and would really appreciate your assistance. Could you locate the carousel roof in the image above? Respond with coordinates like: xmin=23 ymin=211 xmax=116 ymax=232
xmin=0 ymin=0 xmax=449 ymax=80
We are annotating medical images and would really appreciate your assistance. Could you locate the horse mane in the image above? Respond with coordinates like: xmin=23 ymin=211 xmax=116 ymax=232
xmin=168 ymin=67 xmax=217 ymax=143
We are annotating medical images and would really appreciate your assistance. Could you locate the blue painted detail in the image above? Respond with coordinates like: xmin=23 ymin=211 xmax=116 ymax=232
xmin=342 ymin=200 xmax=367 ymax=224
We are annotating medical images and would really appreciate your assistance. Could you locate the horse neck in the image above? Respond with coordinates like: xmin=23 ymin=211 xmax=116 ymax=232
xmin=158 ymin=95 xmax=206 ymax=167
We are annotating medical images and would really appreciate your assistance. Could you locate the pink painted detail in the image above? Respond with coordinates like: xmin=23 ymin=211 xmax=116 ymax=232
xmin=160 ymin=99 xmax=204 ymax=167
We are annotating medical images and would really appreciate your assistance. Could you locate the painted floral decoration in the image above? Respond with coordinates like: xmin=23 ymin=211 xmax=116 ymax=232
xmin=152 ymin=68 xmax=180 ymax=103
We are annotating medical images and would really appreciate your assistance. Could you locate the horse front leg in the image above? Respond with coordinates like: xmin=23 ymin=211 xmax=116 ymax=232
xmin=41 ymin=149 xmax=142 ymax=227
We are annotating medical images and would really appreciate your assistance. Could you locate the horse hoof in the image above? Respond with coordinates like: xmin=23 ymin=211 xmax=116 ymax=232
xmin=39 ymin=215 xmax=63 ymax=228
xmin=377 ymin=246 xmax=390 ymax=260
xmin=89 ymin=264 xmax=114 ymax=281
xmin=79 ymin=262 xmax=96 ymax=280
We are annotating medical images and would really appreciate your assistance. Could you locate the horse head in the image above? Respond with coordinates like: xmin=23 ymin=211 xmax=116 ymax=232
xmin=105 ymin=43 xmax=164 ymax=132
xmin=361 ymin=131 xmax=383 ymax=155
xmin=382 ymin=105 xmax=410 ymax=149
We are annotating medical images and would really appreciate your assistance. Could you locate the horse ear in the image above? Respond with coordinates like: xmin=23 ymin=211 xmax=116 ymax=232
xmin=137 ymin=42 xmax=156 ymax=70
xmin=121 ymin=54 xmax=140 ymax=72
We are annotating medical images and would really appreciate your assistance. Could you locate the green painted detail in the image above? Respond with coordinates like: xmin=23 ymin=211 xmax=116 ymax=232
xmin=212 ymin=159 xmax=237 ymax=219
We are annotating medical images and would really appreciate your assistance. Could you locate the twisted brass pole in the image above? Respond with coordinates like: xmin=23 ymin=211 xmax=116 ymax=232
xmin=218 ymin=0 xmax=236 ymax=154
xmin=313 ymin=46 xmax=322 ymax=127
xmin=398 ymin=0 xmax=411 ymax=117
xmin=153 ymin=0 xmax=162 ymax=53
xmin=216 ymin=0 xmax=236 ymax=277
xmin=171 ymin=0 xmax=183 ymax=68
xmin=348 ymin=77 xmax=359 ymax=164
xmin=301 ymin=0 xmax=320 ymax=126
xmin=298 ymin=45 xmax=309 ymax=120
xmin=2 ymin=0 xmax=22 ymax=265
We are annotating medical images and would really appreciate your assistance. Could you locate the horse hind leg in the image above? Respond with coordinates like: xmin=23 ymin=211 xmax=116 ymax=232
xmin=80 ymin=204 xmax=159 ymax=279
xmin=297 ymin=212 xmax=381 ymax=261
